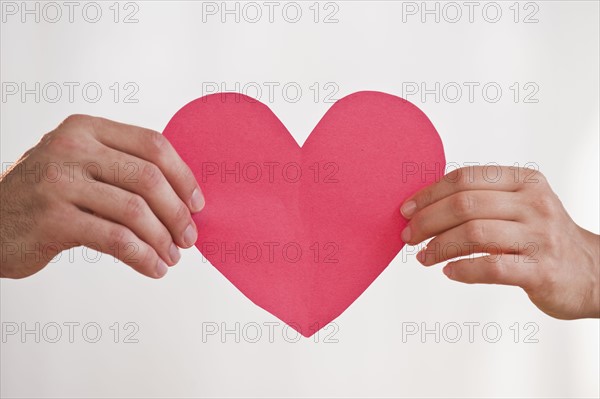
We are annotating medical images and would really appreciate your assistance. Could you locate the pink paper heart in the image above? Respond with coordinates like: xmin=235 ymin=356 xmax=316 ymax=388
xmin=164 ymin=91 xmax=445 ymax=337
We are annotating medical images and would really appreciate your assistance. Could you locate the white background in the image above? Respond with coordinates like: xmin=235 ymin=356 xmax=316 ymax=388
xmin=1 ymin=1 xmax=599 ymax=398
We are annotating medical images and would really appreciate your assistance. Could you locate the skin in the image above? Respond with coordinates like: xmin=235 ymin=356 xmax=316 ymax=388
xmin=1 ymin=119 xmax=598 ymax=320
xmin=400 ymin=166 xmax=600 ymax=320
xmin=0 ymin=115 xmax=204 ymax=279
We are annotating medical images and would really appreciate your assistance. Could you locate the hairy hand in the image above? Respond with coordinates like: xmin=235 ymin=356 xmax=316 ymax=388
xmin=1 ymin=115 xmax=204 ymax=279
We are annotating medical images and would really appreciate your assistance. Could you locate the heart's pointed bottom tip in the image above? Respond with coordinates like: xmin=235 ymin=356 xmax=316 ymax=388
xmin=300 ymin=331 xmax=316 ymax=339
xmin=286 ymin=323 xmax=326 ymax=338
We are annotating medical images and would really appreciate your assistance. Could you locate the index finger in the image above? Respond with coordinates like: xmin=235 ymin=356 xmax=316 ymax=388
xmin=89 ymin=116 xmax=204 ymax=213
xmin=400 ymin=165 xmax=526 ymax=218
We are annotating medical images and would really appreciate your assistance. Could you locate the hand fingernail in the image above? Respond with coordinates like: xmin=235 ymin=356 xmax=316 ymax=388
xmin=400 ymin=200 xmax=417 ymax=218
xmin=169 ymin=243 xmax=180 ymax=264
xmin=183 ymin=224 xmax=197 ymax=247
xmin=401 ymin=226 xmax=411 ymax=243
xmin=156 ymin=259 xmax=168 ymax=278
xmin=190 ymin=188 xmax=205 ymax=213
xmin=443 ymin=264 xmax=453 ymax=278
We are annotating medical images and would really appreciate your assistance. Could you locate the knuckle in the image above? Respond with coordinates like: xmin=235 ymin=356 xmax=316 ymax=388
xmin=519 ymin=168 xmax=546 ymax=188
xmin=139 ymin=162 xmax=163 ymax=190
xmin=408 ymin=214 xmax=425 ymax=242
xmin=46 ymin=115 xmax=96 ymax=152
xmin=464 ymin=220 xmax=485 ymax=243
xmin=450 ymin=192 xmax=475 ymax=218
xmin=60 ymin=114 xmax=97 ymax=136
xmin=177 ymin=162 xmax=195 ymax=185
xmin=138 ymin=245 xmax=157 ymax=270
xmin=157 ymin=229 xmax=173 ymax=249
xmin=124 ymin=194 xmax=147 ymax=219
xmin=417 ymin=189 xmax=432 ymax=209
xmin=43 ymin=132 xmax=81 ymax=154
xmin=444 ymin=168 xmax=461 ymax=183
xmin=530 ymin=196 xmax=557 ymax=217
xmin=173 ymin=202 xmax=190 ymax=224
xmin=456 ymin=168 xmax=475 ymax=190
xmin=531 ymin=169 xmax=547 ymax=184
xmin=62 ymin=114 xmax=92 ymax=127
xmin=108 ymin=226 xmax=130 ymax=246
xmin=147 ymin=130 xmax=168 ymax=156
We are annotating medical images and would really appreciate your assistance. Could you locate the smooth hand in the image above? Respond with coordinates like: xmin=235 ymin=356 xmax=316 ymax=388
xmin=400 ymin=166 xmax=600 ymax=319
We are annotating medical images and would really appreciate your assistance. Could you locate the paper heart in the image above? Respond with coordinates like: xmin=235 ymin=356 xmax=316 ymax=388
xmin=164 ymin=91 xmax=445 ymax=337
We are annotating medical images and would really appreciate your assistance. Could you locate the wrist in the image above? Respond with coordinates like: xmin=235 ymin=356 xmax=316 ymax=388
xmin=580 ymin=227 xmax=600 ymax=318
